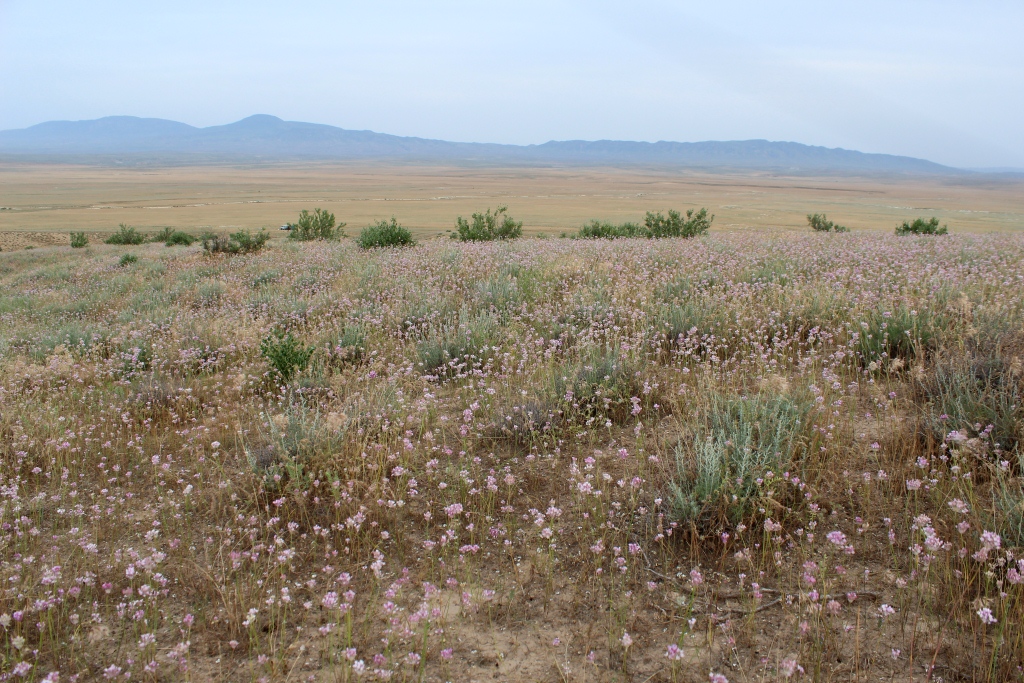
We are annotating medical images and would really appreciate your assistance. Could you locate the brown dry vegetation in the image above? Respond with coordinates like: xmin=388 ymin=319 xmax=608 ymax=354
xmin=1 ymin=163 xmax=1023 ymax=251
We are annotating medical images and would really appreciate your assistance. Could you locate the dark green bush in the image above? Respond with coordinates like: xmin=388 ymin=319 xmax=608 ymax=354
xmin=807 ymin=213 xmax=849 ymax=233
xmin=574 ymin=220 xmax=645 ymax=239
xmin=644 ymin=208 xmax=713 ymax=238
xmin=118 ymin=253 xmax=138 ymax=267
xmin=69 ymin=232 xmax=88 ymax=248
xmin=105 ymin=223 xmax=147 ymax=245
xmin=287 ymin=208 xmax=345 ymax=241
xmin=202 ymin=229 xmax=270 ymax=256
xmin=896 ymin=217 xmax=948 ymax=235
xmin=165 ymin=231 xmax=196 ymax=246
xmin=454 ymin=206 xmax=522 ymax=242
xmin=260 ymin=329 xmax=314 ymax=381
xmin=357 ymin=217 xmax=415 ymax=249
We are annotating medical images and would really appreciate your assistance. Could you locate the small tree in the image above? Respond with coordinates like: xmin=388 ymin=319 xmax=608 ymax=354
xmin=454 ymin=206 xmax=523 ymax=241
xmin=287 ymin=208 xmax=345 ymax=241
xmin=70 ymin=232 xmax=88 ymax=248
xmin=357 ymin=217 xmax=415 ymax=249
xmin=260 ymin=329 xmax=314 ymax=381
xmin=896 ymin=217 xmax=948 ymax=235
xmin=807 ymin=213 xmax=849 ymax=233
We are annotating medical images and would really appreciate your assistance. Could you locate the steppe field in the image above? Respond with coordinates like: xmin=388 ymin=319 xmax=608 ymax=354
xmin=2 ymin=163 xmax=1024 ymax=682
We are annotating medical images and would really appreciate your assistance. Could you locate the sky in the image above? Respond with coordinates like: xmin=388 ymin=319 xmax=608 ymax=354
xmin=1 ymin=1 xmax=1022 ymax=168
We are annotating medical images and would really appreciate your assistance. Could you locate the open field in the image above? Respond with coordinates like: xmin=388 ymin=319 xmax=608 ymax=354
xmin=1 ymin=230 xmax=1023 ymax=681
xmin=1 ymin=162 xmax=1023 ymax=250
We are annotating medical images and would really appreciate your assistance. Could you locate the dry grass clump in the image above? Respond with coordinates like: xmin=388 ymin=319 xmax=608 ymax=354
xmin=1 ymin=233 xmax=1024 ymax=681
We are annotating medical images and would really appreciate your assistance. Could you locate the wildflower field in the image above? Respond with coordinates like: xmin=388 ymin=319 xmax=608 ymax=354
xmin=1 ymin=232 xmax=1023 ymax=682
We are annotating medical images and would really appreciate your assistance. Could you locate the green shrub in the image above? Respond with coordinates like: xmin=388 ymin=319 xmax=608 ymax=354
xmin=166 ymin=231 xmax=196 ymax=246
xmin=105 ymin=223 xmax=147 ymax=245
xmin=454 ymin=206 xmax=522 ymax=241
xmin=357 ymin=217 xmax=415 ymax=249
xmin=574 ymin=220 xmax=646 ymax=239
xmin=260 ymin=329 xmax=314 ymax=381
xmin=644 ymin=208 xmax=713 ymax=238
xmin=69 ymin=232 xmax=89 ymax=248
xmin=896 ymin=217 xmax=948 ymax=235
xmin=118 ymin=253 xmax=138 ymax=267
xmin=807 ymin=213 xmax=849 ymax=233
xmin=417 ymin=311 xmax=499 ymax=375
xmin=671 ymin=392 xmax=813 ymax=528
xmin=287 ymin=208 xmax=345 ymax=241
xmin=855 ymin=305 xmax=936 ymax=369
xmin=202 ymin=229 xmax=270 ymax=255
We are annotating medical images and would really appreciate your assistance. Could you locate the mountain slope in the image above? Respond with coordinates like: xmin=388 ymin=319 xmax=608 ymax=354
xmin=0 ymin=115 xmax=956 ymax=173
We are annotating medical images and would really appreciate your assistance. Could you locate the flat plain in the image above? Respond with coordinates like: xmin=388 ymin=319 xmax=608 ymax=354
xmin=1 ymin=162 xmax=1023 ymax=250
xmin=2 ymin=163 xmax=1024 ymax=682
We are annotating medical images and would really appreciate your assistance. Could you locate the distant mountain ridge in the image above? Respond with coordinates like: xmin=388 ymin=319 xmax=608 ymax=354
xmin=0 ymin=114 xmax=956 ymax=173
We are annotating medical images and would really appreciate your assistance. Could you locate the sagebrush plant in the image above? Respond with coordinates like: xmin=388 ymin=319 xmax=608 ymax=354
xmin=357 ymin=217 xmax=415 ymax=249
xmin=1 ymin=232 xmax=1023 ymax=681
xmin=104 ymin=222 xmax=147 ymax=245
xmin=69 ymin=231 xmax=88 ymax=248
xmin=288 ymin=208 xmax=345 ymax=241
xmin=896 ymin=216 xmax=948 ymax=235
xmin=453 ymin=205 xmax=522 ymax=241
xmin=807 ymin=212 xmax=849 ymax=232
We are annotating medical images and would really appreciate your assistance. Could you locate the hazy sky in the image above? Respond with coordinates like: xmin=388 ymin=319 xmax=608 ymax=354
xmin=1 ymin=1 xmax=1022 ymax=168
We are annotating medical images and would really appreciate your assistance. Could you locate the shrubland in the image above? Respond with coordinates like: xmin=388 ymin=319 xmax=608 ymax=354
xmin=0 ymin=232 xmax=1022 ymax=681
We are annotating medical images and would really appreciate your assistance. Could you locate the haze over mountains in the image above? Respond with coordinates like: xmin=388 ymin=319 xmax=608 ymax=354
xmin=0 ymin=114 xmax=958 ymax=174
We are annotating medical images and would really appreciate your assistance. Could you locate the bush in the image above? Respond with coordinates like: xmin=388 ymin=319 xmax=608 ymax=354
xmin=671 ymin=392 xmax=813 ymax=528
xmin=807 ymin=213 xmax=849 ymax=233
xmin=644 ymin=208 xmax=713 ymax=238
xmin=574 ymin=220 xmax=646 ymax=239
xmin=118 ymin=253 xmax=138 ymax=267
xmin=105 ymin=223 xmax=146 ymax=245
xmin=152 ymin=227 xmax=196 ymax=246
xmin=69 ymin=232 xmax=88 ymax=248
xmin=357 ymin=217 xmax=415 ymax=249
xmin=201 ymin=229 xmax=270 ymax=255
xmin=287 ymin=208 xmax=345 ymax=241
xmin=454 ymin=206 xmax=522 ymax=242
xmin=896 ymin=217 xmax=948 ymax=235
xmin=260 ymin=329 xmax=314 ymax=381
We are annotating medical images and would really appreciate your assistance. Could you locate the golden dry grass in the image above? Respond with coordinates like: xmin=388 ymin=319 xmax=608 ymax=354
xmin=1 ymin=162 xmax=1022 ymax=250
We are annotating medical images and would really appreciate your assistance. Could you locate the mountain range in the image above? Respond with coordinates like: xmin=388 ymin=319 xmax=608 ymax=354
xmin=0 ymin=114 xmax=957 ymax=173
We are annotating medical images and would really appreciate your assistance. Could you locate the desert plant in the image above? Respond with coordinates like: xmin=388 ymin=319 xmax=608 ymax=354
xmin=201 ymin=229 xmax=270 ymax=255
xmin=118 ymin=253 xmax=138 ymax=267
xmin=287 ymin=208 xmax=345 ymax=241
xmin=105 ymin=223 xmax=147 ymax=245
xmin=807 ymin=213 xmax=849 ymax=233
xmin=855 ymin=305 xmax=937 ymax=369
xmin=260 ymin=329 xmax=314 ymax=381
xmin=69 ymin=232 xmax=88 ymax=248
xmin=153 ymin=227 xmax=196 ymax=246
xmin=357 ymin=217 xmax=415 ymax=249
xmin=454 ymin=206 xmax=522 ymax=241
xmin=896 ymin=217 xmax=948 ymax=235
xmin=671 ymin=392 xmax=813 ymax=528
xmin=573 ymin=220 xmax=646 ymax=239
xmin=643 ymin=208 xmax=713 ymax=238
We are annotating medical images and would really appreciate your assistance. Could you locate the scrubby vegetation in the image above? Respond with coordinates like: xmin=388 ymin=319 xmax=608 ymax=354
xmin=104 ymin=222 xmax=147 ymax=245
xmin=0 ymin=233 xmax=1022 ymax=681
xmin=288 ymin=208 xmax=345 ymax=241
xmin=153 ymin=227 xmax=197 ymax=246
xmin=69 ymin=231 xmax=88 ymax=248
xmin=807 ymin=212 xmax=849 ymax=232
xmin=573 ymin=208 xmax=713 ymax=239
xmin=454 ymin=205 xmax=523 ymax=241
xmin=896 ymin=216 xmax=949 ymax=235
xmin=201 ymin=228 xmax=270 ymax=255
xmin=357 ymin=217 xmax=415 ymax=249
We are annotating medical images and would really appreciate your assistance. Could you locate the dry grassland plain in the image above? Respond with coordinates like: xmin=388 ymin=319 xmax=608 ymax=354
xmin=2 ymin=162 xmax=1024 ymax=682
xmin=0 ymin=162 xmax=1022 ymax=249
